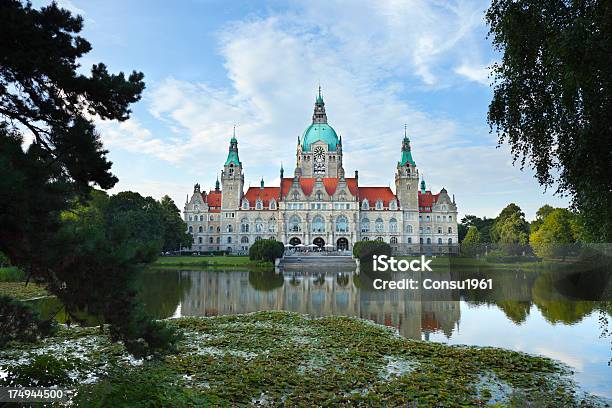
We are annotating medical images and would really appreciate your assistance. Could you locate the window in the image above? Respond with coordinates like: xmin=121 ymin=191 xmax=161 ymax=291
xmin=390 ymin=237 xmax=398 ymax=244
xmin=375 ymin=218 xmax=384 ymax=233
xmin=198 ymin=237 xmax=203 ymax=244
xmin=269 ymin=200 xmax=277 ymax=210
xmin=407 ymin=237 xmax=412 ymax=244
xmin=448 ymin=238 xmax=453 ymax=244
xmin=436 ymin=215 xmax=441 ymax=222
xmin=437 ymin=227 xmax=442 ymax=234
xmin=406 ymin=224 xmax=413 ymax=233
xmin=448 ymin=216 xmax=453 ymax=222
xmin=362 ymin=199 xmax=369 ymax=210
xmin=389 ymin=218 xmax=398 ymax=232
xmin=426 ymin=226 xmax=431 ymax=233
xmin=312 ymin=216 xmax=325 ymax=233
xmin=419 ymin=215 xmax=423 ymax=221
xmin=268 ymin=217 xmax=277 ymax=232
xmin=316 ymin=191 xmax=322 ymax=200
xmin=209 ymin=226 xmax=213 ymax=232
xmin=255 ymin=236 xmax=262 ymax=241
xmin=448 ymin=227 xmax=452 ymax=234
xmin=255 ymin=218 xmax=264 ymax=233
xmin=426 ymin=238 xmax=431 ymax=244
xmin=199 ymin=215 xmax=204 ymax=221
xmin=188 ymin=226 xmax=193 ymax=233
xmin=361 ymin=218 xmax=370 ymax=233
xmin=438 ymin=238 xmax=442 ymax=244
xmin=216 ymin=237 xmax=220 ymax=244
xmin=256 ymin=199 xmax=263 ymax=210
xmin=188 ymin=215 xmax=193 ymax=221
xmin=376 ymin=236 xmax=383 ymax=242
xmin=420 ymin=238 xmax=423 ymax=244
xmin=209 ymin=237 xmax=213 ymax=244
xmin=242 ymin=200 xmax=249 ymax=210
xmin=336 ymin=215 xmax=348 ymax=233
xmin=241 ymin=218 xmax=249 ymax=233
xmin=363 ymin=237 xmax=369 ymax=241
xmin=389 ymin=200 xmax=397 ymax=210
xmin=227 ymin=237 xmax=232 ymax=243
xmin=289 ymin=215 xmax=301 ymax=232
xmin=426 ymin=215 xmax=430 ymax=221
xmin=227 ymin=225 xmax=233 ymax=233
xmin=375 ymin=200 xmax=383 ymax=210
xmin=198 ymin=226 xmax=203 ymax=233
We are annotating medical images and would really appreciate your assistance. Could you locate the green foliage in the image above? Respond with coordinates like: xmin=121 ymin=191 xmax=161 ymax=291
xmin=352 ymin=240 xmax=392 ymax=262
xmin=0 ymin=266 xmax=24 ymax=282
xmin=159 ymin=195 xmax=191 ymax=251
xmin=0 ymin=295 xmax=56 ymax=346
xmin=1 ymin=354 xmax=76 ymax=387
xmin=460 ymin=215 xmax=495 ymax=243
xmin=491 ymin=204 xmax=529 ymax=254
xmin=530 ymin=208 xmax=578 ymax=259
xmin=461 ymin=226 xmax=482 ymax=256
xmin=74 ymin=363 xmax=216 ymax=407
xmin=248 ymin=239 xmax=284 ymax=263
xmin=530 ymin=204 xmax=556 ymax=233
xmin=486 ymin=0 xmax=612 ymax=241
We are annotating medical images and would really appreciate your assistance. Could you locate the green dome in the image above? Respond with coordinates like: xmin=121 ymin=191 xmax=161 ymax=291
xmin=301 ymin=123 xmax=339 ymax=152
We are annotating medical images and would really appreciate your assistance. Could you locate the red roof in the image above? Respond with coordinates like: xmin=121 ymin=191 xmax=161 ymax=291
xmin=418 ymin=191 xmax=440 ymax=212
xmin=358 ymin=187 xmax=397 ymax=208
xmin=243 ymin=187 xmax=280 ymax=208
xmin=204 ymin=191 xmax=222 ymax=212
xmin=280 ymin=178 xmax=358 ymax=198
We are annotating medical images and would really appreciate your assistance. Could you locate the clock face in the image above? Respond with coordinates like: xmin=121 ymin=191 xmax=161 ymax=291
xmin=313 ymin=146 xmax=325 ymax=174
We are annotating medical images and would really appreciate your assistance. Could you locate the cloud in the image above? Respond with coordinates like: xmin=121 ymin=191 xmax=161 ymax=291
xmin=454 ymin=62 xmax=492 ymax=85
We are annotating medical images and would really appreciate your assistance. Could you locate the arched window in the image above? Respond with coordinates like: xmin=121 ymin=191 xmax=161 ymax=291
xmin=376 ymin=236 xmax=383 ymax=242
xmin=198 ymin=226 xmax=203 ymax=233
xmin=390 ymin=237 xmax=398 ymax=244
xmin=426 ymin=215 xmax=430 ymax=221
xmin=188 ymin=226 xmax=193 ymax=233
xmin=268 ymin=217 xmax=277 ymax=232
xmin=292 ymin=192 xmax=299 ymax=200
xmin=200 ymin=215 xmax=204 ymax=221
xmin=227 ymin=237 xmax=232 ymax=243
xmin=361 ymin=218 xmax=370 ymax=233
xmin=269 ymin=199 xmax=276 ymax=210
xmin=312 ymin=216 xmax=325 ymax=233
xmin=209 ymin=237 xmax=213 ymax=244
xmin=256 ymin=199 xmax=263 ymax=210
xmin=419 ymin=237 xmax=423 ymax=244
xmin=336 ymin=215 xmax=348 ymax=233
xmin=255 ymin=236 xmax=262 ymax=241
xmin=448 ymin=227 xmax=452 ymax=233
xmin=242 ymin=200 xmax=249 ymax=210
xmin=448 ymin=238 xmax=453 ymax=244
xmin=363 ymin=237 xmax=369 ymax=241
xmin=255 ymin=218 xmax=264 ymax=233
xmin=426 ymin=238 xmax=431 ymax=244
xmin=189 ymin=215 xmax=193 ymax=221
xmin=289 ymin=215 xmax=301 ymax=232
xmin=438 ymin=238 xmax=442 ymax=244
xmin=389 ymin=218 xmax=398 ymax=232
xmin=217 ymin=227 xmax=220 ymax=232
xmin=406 ymin=224 xmax=413 ymax=233
xmin=209 ymin=226 xmax=213 ymax=232
xmin=375 ymin=218 xmax=384 ymax=233
xmin=241 ymin=218 xmax=249 ymax=233
xmin=448 ymin=216 xmax=453 ymax=222
xmin=362 ymin=199 xmax=369 ymax=210
xmin=437 ymin=227 xmax=442 ymax=234
xmin=375 ymin=200 xmax=383 ymax=210
xmin=241 ymin=236 xmax=249 ymax=244
xmin=198 ymin=237 xmax=203 ymax=244
xmin=316 ymin=191 xmax=322 ymax=200
xmin=226 ymin=225 xmax=233 ymax=233
xmin=389 ymin=200 xmax=397 ymax=210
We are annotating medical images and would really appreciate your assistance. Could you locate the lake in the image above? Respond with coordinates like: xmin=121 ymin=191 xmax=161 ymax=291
xmin=31 ymin=262 xmax=612 ymax=399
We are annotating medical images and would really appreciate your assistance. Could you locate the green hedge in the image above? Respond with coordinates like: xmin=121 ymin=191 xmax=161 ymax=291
xmin=248 ymin=239 xmax=284 ymax=263
xmin=352 ymin=240 xmax=392 ymax=262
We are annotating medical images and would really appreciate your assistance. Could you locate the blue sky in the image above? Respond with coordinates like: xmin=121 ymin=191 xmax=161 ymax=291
xmin=46 ymin=0 xmax=569 ymax=220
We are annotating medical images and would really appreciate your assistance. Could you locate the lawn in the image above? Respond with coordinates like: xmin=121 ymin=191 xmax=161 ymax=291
xmin=152 ymin=255 xmax=269 ymax=268
xmin=0 ymin=311 xmax=602 ymax=407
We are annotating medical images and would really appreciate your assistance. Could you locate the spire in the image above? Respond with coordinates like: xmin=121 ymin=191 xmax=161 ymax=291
xmin=399 ymin=126 xmax=416 ymax=166
xmin=280 ymin=162 xmax=284 ymax=178
xmin=225 ymin=129 xmax=241 ymax=166
xmin=260 ymin=177 xmax=264 ymax=189
xmin=312 ymin=86 xmax=327 ymax=124
xmin=420 ymin=177 xmax=426 ymax=194
xmin=215 ymin=176 xmax=220 ymax=192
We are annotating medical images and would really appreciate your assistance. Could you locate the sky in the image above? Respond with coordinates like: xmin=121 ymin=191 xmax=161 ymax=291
xmin=43 ymin=0 xmax=569 ymax=220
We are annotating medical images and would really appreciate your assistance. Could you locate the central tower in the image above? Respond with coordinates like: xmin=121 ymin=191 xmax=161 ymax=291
xmin=295 ymin=87 xmax=344 ymax=178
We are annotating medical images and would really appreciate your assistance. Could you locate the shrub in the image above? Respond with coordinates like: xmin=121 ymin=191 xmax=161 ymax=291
xmin=1 ymin=354 xmax=77 ymax=387
xmin=249 ymin=239 xmax=284 ymax=263
xmin=352 ymin=240 xmax=392 ymax=262
xmin=0 ymin=266 xmax=25 ymax=282
xmin=0 ymin=295 xmax=57 ymax=346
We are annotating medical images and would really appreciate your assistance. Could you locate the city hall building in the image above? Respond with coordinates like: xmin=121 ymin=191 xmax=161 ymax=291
xmin=184 ymin=89 xmax=458 ymax=254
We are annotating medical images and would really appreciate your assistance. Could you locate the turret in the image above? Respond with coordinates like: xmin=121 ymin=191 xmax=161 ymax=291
xmin=395 ymin=126 xmax=419 ymax=211
xmin=312 ymin=86 xmax=328 ymax=124
xmin=221 ymin=128 xmax=244 ymax=210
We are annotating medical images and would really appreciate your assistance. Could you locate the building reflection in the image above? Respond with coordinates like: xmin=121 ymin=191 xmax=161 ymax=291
xmin=178 ymin=270 xmax=460 ymax=340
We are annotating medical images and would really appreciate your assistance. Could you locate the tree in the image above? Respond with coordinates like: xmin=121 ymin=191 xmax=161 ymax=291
xmin=248 ymin=239 xmax=284 ymax=263
xmin=460 ymin=215 xmax=495 ymax=243
xmin=0 ymin=1 xmax=174 ymax=355
xmin=490 ymin=203 xmax=529 ymax=244
xmin=486 ymin=0 xmax=612 ymax=242
xmin=159 ymin=195 xmax=191 ymax=252
xmin=461 ymin=226 xmax=482 ymax=256
xmin=531 ymin=204 xmax=556 ymax=233
xmin=530 ymin=208 xmax=577 ymax=259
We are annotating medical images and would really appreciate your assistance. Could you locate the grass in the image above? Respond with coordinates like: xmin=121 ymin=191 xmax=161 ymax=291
xmin=152 ymin=255 xmax=271 ymax=269
xmin=0 ymin=266 xmax=25 ymax=282
xmin=0 ymin=311 xmax=604 ymax=407
xmin=0 ymin=281 xmax=49 ymax=300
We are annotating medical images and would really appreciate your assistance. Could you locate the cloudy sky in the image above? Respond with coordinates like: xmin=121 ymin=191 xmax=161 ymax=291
xmin=47 ymin=0 xmax=569 ymax=220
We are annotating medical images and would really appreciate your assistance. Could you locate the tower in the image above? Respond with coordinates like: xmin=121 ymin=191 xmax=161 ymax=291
xmin=220 ymin=129 xmax=244 ymax=210
xmin=296 ymin=87 xmax=344 ymax=178
xmin=395 ymin=127 xmax=419 ymax=211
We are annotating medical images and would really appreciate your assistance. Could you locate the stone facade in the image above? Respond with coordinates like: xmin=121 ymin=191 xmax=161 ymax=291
xmin=184 ymin=90 xmax=459 ymax=254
